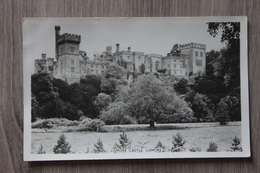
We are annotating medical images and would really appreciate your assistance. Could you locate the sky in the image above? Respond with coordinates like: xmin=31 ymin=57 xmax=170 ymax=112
xmin=23 ymin=17 xmax=230 ymax=71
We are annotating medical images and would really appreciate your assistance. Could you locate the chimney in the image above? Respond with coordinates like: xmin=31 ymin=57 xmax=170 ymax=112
xmin=41 ymin=53 xmax=46 ymax=59
xmin=55 ymin=26 xmax=60 ymax=36
xmin=128 ymin=47 xmax=131 ymax=52
xmin=116 ymin=43 xmax=119 ymax=52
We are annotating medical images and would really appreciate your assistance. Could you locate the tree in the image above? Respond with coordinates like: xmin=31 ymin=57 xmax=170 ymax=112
xmin=126 ymin=75 xmax=177 ymax=128
xmin=171 ymin=132 xmax=186 ymax=152
xmin=53 ymin=134 xmax=71 ymax=154
xmin=191 ymin=93 xmax=213 ymax=122
xmin=92 ymin=138 xmax=106 ymax=153
xmin=93 ymin=93 xmax=112 ymax=113
xmin=174 ymin=77 xmax=190 ymax=95
xmin=53 ymin=78 xmax=70 ymax=102
xmin=215 ymin=99 xmax=230 ymax=125
xmin=206 ymin=141 xmax=218 ymax=152
xmin=207 ymin=22 xmax=240 ymax=88
xmin=104 ymin=62 xmax=127 ymax=79
xmin=230 ymin=136 xmax=242 ymax=152
xmin=113 ymin=132 xmax=132 ymax=151
xmin=206 ymin=50 xmax=221 ymax=77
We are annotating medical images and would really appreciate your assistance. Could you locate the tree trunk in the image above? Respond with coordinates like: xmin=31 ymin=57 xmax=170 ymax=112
xmin=150 ymin=120 xmax=155 ymax=129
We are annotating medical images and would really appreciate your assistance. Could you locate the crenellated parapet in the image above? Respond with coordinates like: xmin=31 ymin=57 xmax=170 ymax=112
xmin=57 ymin=33 xmax=81 ymax=44
xmin=133 ymin=51 xmax=145 ymax=56
xmin=146 ymin=53 xmax=163 ymax=58
xmin=179 ymin=42 xmax=206 ymax=50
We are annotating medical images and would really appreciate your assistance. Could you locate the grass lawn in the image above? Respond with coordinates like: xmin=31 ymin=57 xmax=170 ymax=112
xmin=31 ymin=122 xmax=241 ymax=154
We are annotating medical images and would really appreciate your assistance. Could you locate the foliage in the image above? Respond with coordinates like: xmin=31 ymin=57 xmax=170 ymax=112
xmin=113 ymin=132 xmax=132 ymax=151
xmin=31 ymin=118 xmax=80 ymax=129
xmin=221 ymin=95 xmax=241 ymax=121
xmin=207 ymin=22 xmax=240 ymax=88
xmin=215 ymin=99 xmax=230 ymax=125
xmin=93 ymin=93 xmax=112 ymax=113
xmin=126 ymin=74 xmax=179 ymax=128
xmin=155 ymin=141 xmax=166 ymax=150
xmin=174 ymin=77 xmax=190 ymax=95
xmin=104 ymin=62 xmax=127 ymax=79
xmin=31 ymin=96 xmax=39 ymax=122
xmin=77 ymin=118 xmax=105 ymax=132
xmin=99 ymin=101 xmax=136 ymax=125
xmin=92 ymin=138 xmax=106 ymax=153
xmin=230 ymin=136 xmax=242 ymax=152
xmin=37 ymin=144 xmax=46 ymax=154
xmin=53 ymin=78 xmax=70 ymax=102
xmin=53 ymin=134 xmax=71 ymax=154
xmin=206 ymin=141 xmax=218 ymax=152
xmin=171 ymin=132 xmax=186 ymax=152
xmin=189 ymin=93 xmax=213 ymax=122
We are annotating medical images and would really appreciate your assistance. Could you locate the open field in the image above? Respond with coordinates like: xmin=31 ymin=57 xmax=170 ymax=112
xmin=31 ymin=123 xmax=241 ymax=154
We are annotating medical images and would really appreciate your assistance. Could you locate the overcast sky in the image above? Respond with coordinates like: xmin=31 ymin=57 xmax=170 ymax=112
xmin=23 ymin=17 xmax=234 ymax=71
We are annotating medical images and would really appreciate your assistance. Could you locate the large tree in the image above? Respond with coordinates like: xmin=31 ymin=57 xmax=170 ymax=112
xmin=126 ymin=74 xmax=189 ymax=128
xmin=207 ymin=22 xmax=240 ymax=89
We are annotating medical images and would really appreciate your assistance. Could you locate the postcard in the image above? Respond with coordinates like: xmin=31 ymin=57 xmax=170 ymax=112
xmin=23 ymin=17 xmax=250 ymax=161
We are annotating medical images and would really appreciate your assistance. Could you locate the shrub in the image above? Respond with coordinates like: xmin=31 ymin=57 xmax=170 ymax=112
xmin=215 ymin=100 xmax=230 ymax=125
xmin=171 ymin=132 xmax=186 ymax=152
xmin=189 ymin=139 xmax=201 ymax=152
xmin=53 ymin=134 xmax=71 ymax=154
xmin=155 ymin=141 xmax=166 ymax=150
xmin=92 ymin=138 xmax=106 ymax=153
xmin=113 ymin=132 xmax=131 ymax=151
xmin=32 ymin=118 xmax=79 ymax=129
xmin=206 ymin=142 xmax=218 ymax=152
xmin=230 ymin=136 xmax=242 ymax=152
xmin=37 ymin=144 xmax=46 ymax=154
xmin=78 ymin=118 xmax=105 ymax=132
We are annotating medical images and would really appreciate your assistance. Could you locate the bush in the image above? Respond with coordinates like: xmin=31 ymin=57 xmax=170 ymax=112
xmin=113 ymin=132 xmax=131 ymax=151
xmin=215 ymin=100 xmax=230 ymax=125
xmin=37 ymin=144 xmax=46 ymax=154
xmin=171 ymin=132 xmax=186 ymax=152
xmin=206 ymin=142 xmax=218 ymax=152
xmin=92 ymin=138 xmax=106 ymax=153
xmin=189 ymin=140 xmax=201 ymax=152
xmin=230 ymin=136 xmax=242 ymax=152
xmin=155 ymin=141 xmax=166 ymax=150
xmin=78 ymin=118 xmax=105 ymax=132
xmin=53 ymin=134 xmax=71 ymax=154
xmin=31 ymin=118 xmax=80 ymax=129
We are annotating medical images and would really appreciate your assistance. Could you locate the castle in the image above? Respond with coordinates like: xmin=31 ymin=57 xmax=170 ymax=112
xmin=34 ymin=26 xmax=206 ymax=84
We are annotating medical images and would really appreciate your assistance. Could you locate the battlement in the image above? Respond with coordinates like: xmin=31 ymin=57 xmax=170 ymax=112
xmin=133 ymin=51 xmax=145 ymax=55
xmin=57 ymin=33 xmax=81 ymax=44
xmin=179 ymin=42 xmax=206 ymax=50
xmin=146 ymin=53 xmax=163 ymax=58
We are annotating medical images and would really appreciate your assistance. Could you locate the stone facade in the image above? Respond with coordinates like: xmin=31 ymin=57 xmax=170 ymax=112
xmin=34 ymin=26 xmax=206 ymax=84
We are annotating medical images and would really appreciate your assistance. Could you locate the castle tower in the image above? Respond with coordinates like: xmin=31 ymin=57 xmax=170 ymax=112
xmin=179 ymin=43 xmax=206 ymax=76
xmin=54 ymin=26 xmax=81 ymax=83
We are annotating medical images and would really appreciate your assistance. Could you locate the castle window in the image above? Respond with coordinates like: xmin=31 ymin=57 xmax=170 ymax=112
xmin=200 ymin=52 xmax=203 ymax=57
xmin=71 ymin=47 xmax=75 ymax=53
xmin=128 ymin=56 xmax=130 ymax=60
xmin=144 ymin=61 xmax=146 ymax=64
xmin=174 ymin=60 xmax=176 ymax=62
xmin=96 ymin=70 xmax=98 ymax=74
xmin=71 ymin=67 xmax=74 ymax=73
xmin=168 ymin=64 xmax=170 ymax=68
xmin=91 ymin=64 xmax=93 ymax=68
xmin=71 ymin=60 xmax=75 ymax=65
xmin=196 ymin=60 xmax=202 ymax=66
xmin=174 ymin=64 xmax=176 ymax=68
xmin=138 ymin=56 xmax=141 ymax=60
xmin=102 ymin=65 xmax=104 ymax=69
xmin=195 ymin=51 xmax=198 ymax=56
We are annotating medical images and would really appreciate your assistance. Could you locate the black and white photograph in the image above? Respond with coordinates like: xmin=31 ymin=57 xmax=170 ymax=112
xmin=23 ymin=17 xmax=249 ymax=161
